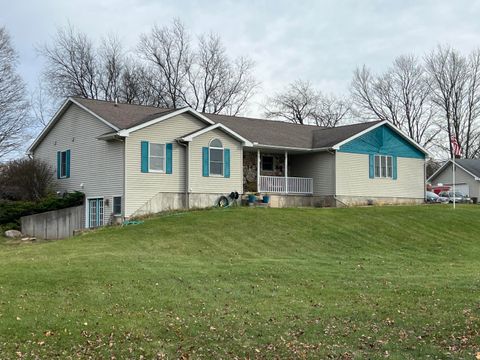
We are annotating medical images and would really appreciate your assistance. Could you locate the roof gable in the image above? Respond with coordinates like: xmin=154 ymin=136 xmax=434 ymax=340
xmin=337 ymin=124 xmax=426 ymax=159
xmin=27 ymin=98 xmax=120 ymax=154
xmin=428 ymin=159 xmax=480 ymax=182
xmin=179 ymin=123 xmax=252 ymax=146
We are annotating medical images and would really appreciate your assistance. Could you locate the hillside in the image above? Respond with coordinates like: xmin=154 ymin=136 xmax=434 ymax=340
xmin=0 ymin=206 xmax=479 ymax=358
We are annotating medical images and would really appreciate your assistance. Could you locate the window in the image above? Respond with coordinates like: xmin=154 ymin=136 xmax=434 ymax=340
xmin=57 ymin=150 xmax=70 ymax=179
xmin=209 ymin=138 xmax=223 ymax=176
xmin=149 ymin=143 xmax=165 ymax=172
xmin=60 ymin=151 xmax=67 ymax=178
xmin=262 ymin=155 xmax=274 ymax=171
xmin=374 ymin=155 xmax=393 ymax=179
xmin=113 ymin=196 xmax=122 ymax=215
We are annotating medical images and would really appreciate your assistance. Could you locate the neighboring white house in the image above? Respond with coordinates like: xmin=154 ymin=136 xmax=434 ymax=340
xmin=28 ymin=97 xmax=429 ymax=228
xmin=428 ymin=159 xmax=480 ymax=199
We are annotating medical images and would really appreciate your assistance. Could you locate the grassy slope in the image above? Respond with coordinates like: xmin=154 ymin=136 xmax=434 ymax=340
xmin=0 ymin=206 xmax=479 ymax=359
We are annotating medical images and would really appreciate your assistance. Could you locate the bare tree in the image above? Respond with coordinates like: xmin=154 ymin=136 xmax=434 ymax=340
xmin=138 ymin=19 xmax=190 ymax=108
xmin=265 ymin=80 xmax=349 ymax=126
xmin=138 ymin=21 xmax=257 ymax=114
xmin=40 ymin=24 xmax=99 ymax=99
xmin=0 ymin=27 xmax=29 ymax=159
xmin=425 ymin=46 xmax=480 ymax=158
xmin=98 ymin=35 xmax=124 ymax=102
xmin=351 ymin=55 xmax=437 ymax=148
xmin=31 ymin=82 xmax=59 ymax=128
xmin=183 ymin=33 xmax=257 ymax=115
xmin=40 ymin=21 xmax=257 ymax=115
xmin=313 ymin=94 xmax=351 ymax=127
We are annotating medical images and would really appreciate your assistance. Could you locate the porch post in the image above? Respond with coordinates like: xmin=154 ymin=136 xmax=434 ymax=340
xmin=257 ymin=149 xmax=260 ymax=192
xmin=285 ymin=151 xmax=288 ymax=194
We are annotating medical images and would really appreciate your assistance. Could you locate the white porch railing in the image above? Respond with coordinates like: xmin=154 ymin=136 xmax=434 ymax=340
xmin=259 ymin=176 xmax=313 ymax=194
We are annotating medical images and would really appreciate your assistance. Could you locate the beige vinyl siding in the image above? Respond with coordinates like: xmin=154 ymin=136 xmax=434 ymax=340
xmin=33 ymin=103 xmax=124 ymax=225
xmin=289 ymin=152 xmax=335 ymax=195
xmin=430 ymin=163 xmax=480 ymax=198
xmin=189 ymin=128 xmax=243 ymax=194
xmin=335 ymin=152 xmax=424 ymax=198
xmin=124 ymin=113 xmax=206 ymax=216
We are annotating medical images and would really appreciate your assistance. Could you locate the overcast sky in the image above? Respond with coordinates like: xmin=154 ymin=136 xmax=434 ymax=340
xmin=2 ymin=0 xmax=480 ymax=116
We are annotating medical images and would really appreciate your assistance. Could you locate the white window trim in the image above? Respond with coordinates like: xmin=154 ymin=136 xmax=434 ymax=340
xmin=112 ymin=195 xmax=122 ymax=216
xmin=59 ymin=150 xmax=68 ymax=179
xmin=374 ymin=154 xmax=393 ymax=179
xmin=149 ymin=143 xmax=166 ymax=173
xmin=209 ymin=138 xmax=224 ymax=177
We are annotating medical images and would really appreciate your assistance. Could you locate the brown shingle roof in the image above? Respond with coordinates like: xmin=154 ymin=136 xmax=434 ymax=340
xmin=73 ymin=97 xmax=178 ymax=129
xmin=311 ymin=121 xmax=383 ymax=148
xmin=206 ymin=113 xmax=323 ymax=148
xmin=72 ymin=97 xmax=382 ymax=149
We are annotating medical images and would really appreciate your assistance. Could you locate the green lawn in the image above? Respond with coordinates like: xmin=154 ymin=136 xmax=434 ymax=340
xmin=0 ymin=206 xmax=479 ymax=359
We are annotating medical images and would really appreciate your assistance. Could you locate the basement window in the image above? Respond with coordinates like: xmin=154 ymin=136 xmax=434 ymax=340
xmin=113 ymin=196 xmax=122 ymax=215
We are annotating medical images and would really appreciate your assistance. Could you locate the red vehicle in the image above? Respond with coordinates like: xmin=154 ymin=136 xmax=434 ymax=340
xmin=431 ymin=185 xmax=451 ymax=195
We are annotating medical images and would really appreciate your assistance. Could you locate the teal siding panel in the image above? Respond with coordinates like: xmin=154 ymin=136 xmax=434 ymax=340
xmin=338 ymin=125 xmax=425 ymax=159
xmin=392 ymin=156 xmax=398 ymax=180
xmin=166 ymin=143 xmax=173 ymax=174
xmin=202 ymin=147 xmax=209 ymax=177
xmin=56 ymin=151 xmax=61 ymax=179
xmin=66 ymin=149 xmax=71 ymax=178
xmin=224 ymin=148 xmax=230 ymax=178
xmin=141 ymin=141 xmax=149 ymax=173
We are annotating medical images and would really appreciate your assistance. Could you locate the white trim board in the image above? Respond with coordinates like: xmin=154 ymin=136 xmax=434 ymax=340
xmin=179 ymin=123 xmax=253 ymax=146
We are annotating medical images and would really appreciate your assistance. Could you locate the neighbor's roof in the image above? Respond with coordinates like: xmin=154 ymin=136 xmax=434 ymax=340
xmin=455 ymin=159 xmax=480 ymax=178
xmin=29 ymin=97 xmax=425 ymax=154
xmin=428 ymin=158 xmax=480 ymax=182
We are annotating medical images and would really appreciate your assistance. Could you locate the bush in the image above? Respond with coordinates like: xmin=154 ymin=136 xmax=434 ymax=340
xmin=0 ymin=158 xmax=55 ymax=201
xmin=0 ymin=191 xmax=85 ymax=230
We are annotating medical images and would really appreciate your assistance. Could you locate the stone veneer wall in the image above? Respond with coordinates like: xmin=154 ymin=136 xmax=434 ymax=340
xmin=243 ymin=151 xmax=286 ymax=192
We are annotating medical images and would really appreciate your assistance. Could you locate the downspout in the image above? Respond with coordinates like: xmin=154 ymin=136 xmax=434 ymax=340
xmin=424 ymin=157 xmax=427 ymax=203
xmin=177 ymin=140 xmax=189 ymax=209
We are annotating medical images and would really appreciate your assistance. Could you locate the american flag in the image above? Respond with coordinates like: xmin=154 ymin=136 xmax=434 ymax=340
xmin=451 ymin=135 xmax=462 ymax=157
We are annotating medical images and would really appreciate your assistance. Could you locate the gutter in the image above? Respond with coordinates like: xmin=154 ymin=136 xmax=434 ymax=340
xmin=251 ymin=142 xmax=334 ymax=152
xmin=176 ymin=139 xmax=190 ymax=209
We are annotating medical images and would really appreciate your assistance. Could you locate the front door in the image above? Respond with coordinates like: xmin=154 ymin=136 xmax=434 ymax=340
xmin=88 ymin=198 xmax=104 ymax=228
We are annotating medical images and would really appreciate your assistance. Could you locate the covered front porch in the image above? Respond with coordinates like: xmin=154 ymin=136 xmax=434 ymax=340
xmin=243 ymin=149 xmax=313 ymax=194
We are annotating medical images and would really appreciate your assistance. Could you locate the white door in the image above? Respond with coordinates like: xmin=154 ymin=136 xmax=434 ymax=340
xmin=454 ymin=183 xmax=469 ymax=196
xmin=88 ymin=198 xmax=104 ymax=228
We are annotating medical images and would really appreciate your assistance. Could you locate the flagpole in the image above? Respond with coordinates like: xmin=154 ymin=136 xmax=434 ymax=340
xmin=453 ymin=155 xmax=456 ymax=210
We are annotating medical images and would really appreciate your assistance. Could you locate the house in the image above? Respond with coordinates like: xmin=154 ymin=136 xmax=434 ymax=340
xmin=428 ymin=159 xmax=480 ymax=199
xmin=28 ymin=97 xmax=428 ymax=228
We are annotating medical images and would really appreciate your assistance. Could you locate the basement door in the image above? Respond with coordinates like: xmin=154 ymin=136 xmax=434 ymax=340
xmin=88 ymin=198 xmax=104 ymax=228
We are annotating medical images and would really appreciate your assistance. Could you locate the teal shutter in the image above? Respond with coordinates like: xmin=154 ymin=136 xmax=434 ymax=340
xmin=56 ymin=151 xmax=61 ymax=179
xmin=166 ymin=143 xmax=173 ymax=174
xmin=368 ymin=154 xmax=375 ymax=179
xmin=202 ymin=147 xmax=209 ymax=177
xmin=392 ymin=156 xmax=398 ymax=180
xmin=141 ymin=141 xmax=149 ymax=173
xmin=66 ymin=150 xmax=71 ymax=178
xmin=224 ymin=148 xmax=230 ymax=178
